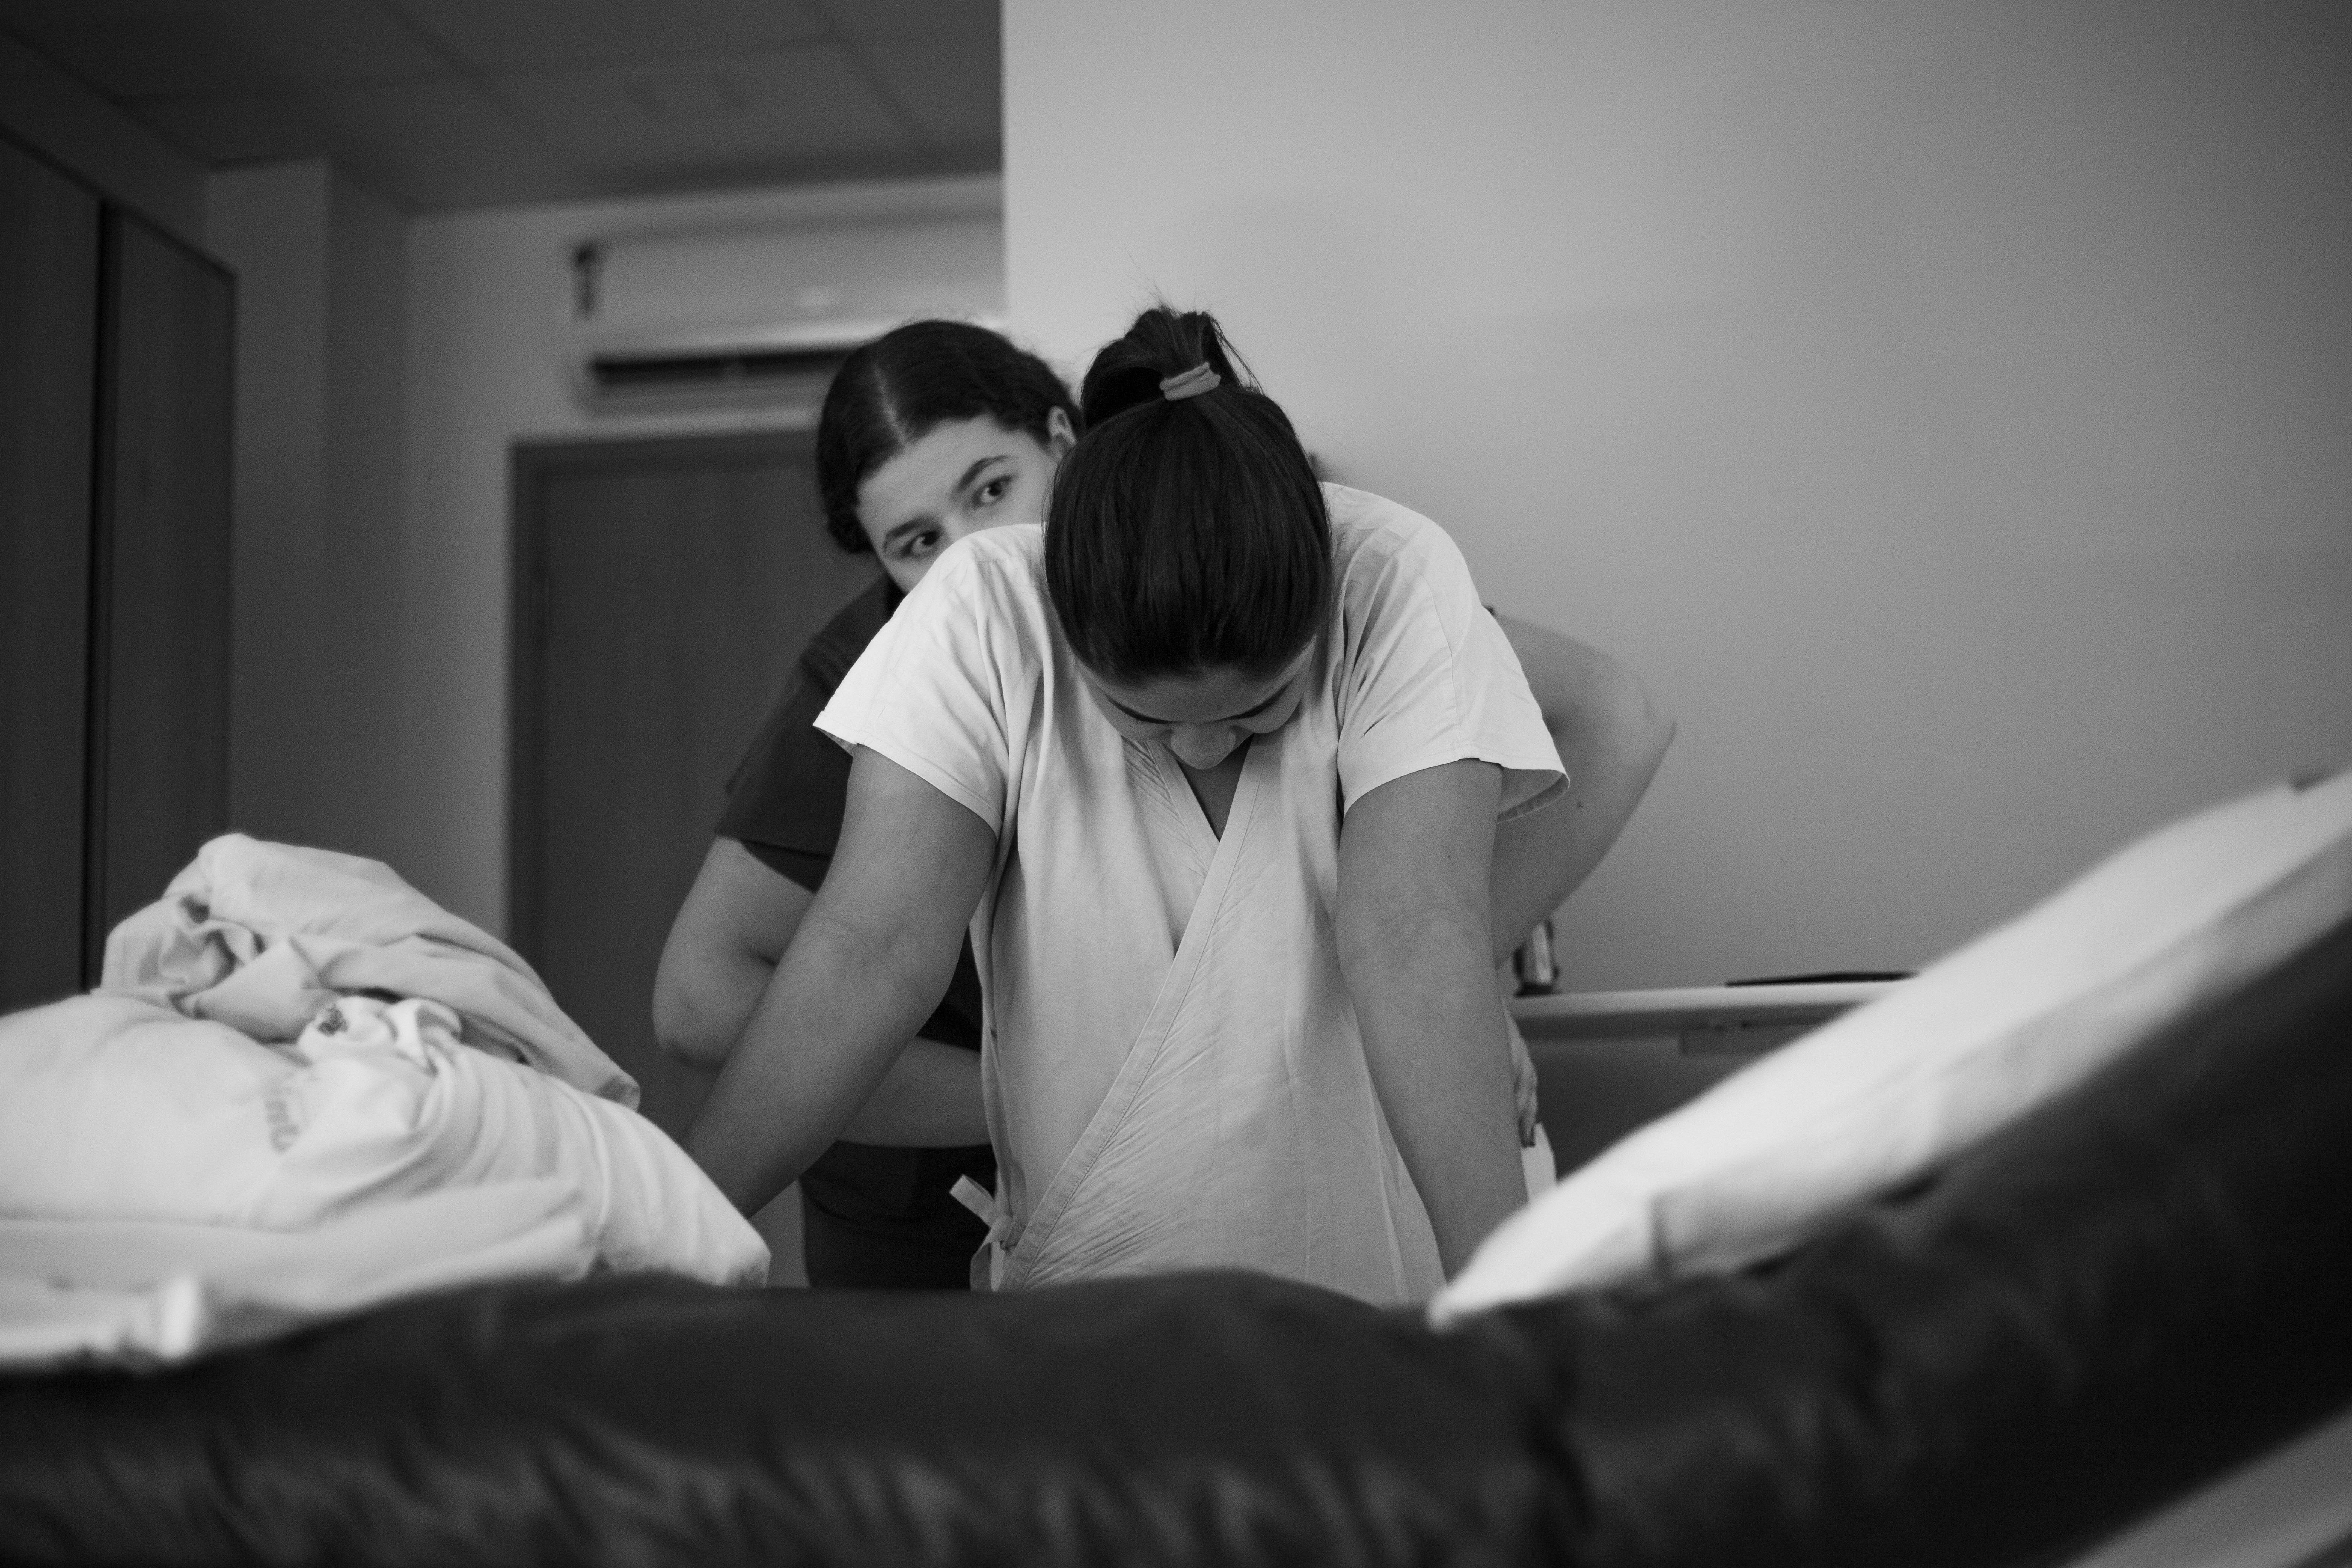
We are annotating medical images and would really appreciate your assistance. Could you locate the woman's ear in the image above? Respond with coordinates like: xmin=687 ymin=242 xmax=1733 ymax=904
xmin=1047 ymin=406 xmax=1076 ymax=456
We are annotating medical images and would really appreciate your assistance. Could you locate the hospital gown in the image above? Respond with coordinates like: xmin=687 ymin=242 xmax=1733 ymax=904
xmin=817 ymin=485 xmax=1563 ymax=1305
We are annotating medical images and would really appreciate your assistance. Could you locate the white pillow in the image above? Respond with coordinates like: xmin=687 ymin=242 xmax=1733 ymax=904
xmin=0 ymin=992 xmax=767 ymax=1286
xmin=1432 ymin=766 xmax=2352 ymax=1326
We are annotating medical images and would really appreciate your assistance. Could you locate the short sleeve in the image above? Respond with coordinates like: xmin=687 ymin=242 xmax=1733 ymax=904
xmin=714 ymin=577 xmax=900 ymax=891
xmin=716 ymin=666 xmax=852 ymax=882
xmin=814 ymin=534 xmax=1023 ymax=836
xmin=1331 ymin=496 xmax=1566 ymax=821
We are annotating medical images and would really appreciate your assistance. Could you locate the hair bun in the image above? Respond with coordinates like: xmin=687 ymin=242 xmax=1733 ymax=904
xmin=1084 ymin=361 xmax=1168 ymax=426
xmin=1079 ymin=305 xmax=1253 ymax=427
xmin=1049 ymin=304 xmax=1329 ymax=685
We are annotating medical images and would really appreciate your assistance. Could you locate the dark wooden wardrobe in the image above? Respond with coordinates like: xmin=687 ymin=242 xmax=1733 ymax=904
xmin=0 ymin=132 xmax=234 ymax=1013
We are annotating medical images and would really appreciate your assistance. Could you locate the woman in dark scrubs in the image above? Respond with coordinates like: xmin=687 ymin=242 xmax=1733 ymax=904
xmin=653 ymin=320 xmax=1076 ymax=1288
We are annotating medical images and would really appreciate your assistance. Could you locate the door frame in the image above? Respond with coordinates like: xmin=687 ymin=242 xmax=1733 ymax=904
xmin=505 ymin=427 xmax=818 ymax=966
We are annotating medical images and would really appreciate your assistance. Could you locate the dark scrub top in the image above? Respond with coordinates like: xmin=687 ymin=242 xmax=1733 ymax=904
xmin=717 ymin=576 xmax=995 ymax=1289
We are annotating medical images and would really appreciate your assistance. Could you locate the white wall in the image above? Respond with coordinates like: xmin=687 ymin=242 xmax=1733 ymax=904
xmin=1007 ymin=0 xmax=2352 ymax=988
xmin=400 ymin=175 xmax=1004 ymax=931
xmin=207 ymin=162 xmax=410 ymax=867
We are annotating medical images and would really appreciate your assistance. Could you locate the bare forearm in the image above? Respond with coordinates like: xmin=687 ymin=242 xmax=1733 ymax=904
xmin=653 ymin=838 xmax=813 ymax=1070
xmin=1343 ymin=913 xmax=1525 ymax=1277
xmin=1338 ymin=762 xmax=1521 ymax=1278
xmin=652 ymin=944 xmax=771 ymax=1070
xmin=1489 ymin=618 xmax=1675 ymax=954
xmin=1489 ymin=798 xmax=1595 ymax=964
xmin=684 ymin=912 xmax=949 ymax=1214
xmin=660 ymin=936 xmax=984 ymax=1142
xmin=838 ymin=1038 xmax=987 ymax=1146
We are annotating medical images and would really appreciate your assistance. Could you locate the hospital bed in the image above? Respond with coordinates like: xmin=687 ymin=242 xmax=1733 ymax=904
xmin=4 ymin=916 xmax=2347 ymax=1567
xmin=6 ymin=767 xmax=2351 ymax=1568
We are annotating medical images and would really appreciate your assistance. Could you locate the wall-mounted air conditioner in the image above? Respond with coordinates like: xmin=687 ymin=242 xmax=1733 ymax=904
xmin=564 ymin=214 xmax=1004 ymax=410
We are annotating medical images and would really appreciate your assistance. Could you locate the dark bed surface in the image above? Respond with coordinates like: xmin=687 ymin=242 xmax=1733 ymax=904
xmin=6 ymin=916 xmax=2349 ymax=1568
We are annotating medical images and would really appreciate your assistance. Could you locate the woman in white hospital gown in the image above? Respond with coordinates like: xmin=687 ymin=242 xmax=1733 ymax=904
xmin=690 ymin=308 xmax=1610 ymax=1303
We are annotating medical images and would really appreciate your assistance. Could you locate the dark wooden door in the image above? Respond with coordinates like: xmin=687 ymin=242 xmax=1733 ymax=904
xmin=509 ymin=433 xmax=877 ymax=1147
xmin=0 ymin=136 xmax=99 ymax=1012
xmin=83 ymin=210 xmax=236 ymax=977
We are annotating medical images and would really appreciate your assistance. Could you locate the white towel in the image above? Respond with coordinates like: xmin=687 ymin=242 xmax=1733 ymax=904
xmin=99 ymin=834 xmax=635 ymax=1105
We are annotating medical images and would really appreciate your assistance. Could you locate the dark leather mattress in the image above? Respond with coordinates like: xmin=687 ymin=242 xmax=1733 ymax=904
xmin=6 ymin=917 xmax=2349 ymax=1568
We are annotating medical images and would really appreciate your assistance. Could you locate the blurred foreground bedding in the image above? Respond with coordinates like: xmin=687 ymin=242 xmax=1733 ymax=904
xmin=5 ymin=785 xmax=2351 ymax=1566
xmin=0 ymin=835 xmax=764 ymax=1367
xmin=4 ymin=831 xmax=2349 ymax=1564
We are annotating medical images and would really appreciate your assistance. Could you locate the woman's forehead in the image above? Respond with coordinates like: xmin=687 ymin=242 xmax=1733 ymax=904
xmin=1086 ymin=646 xmax=1315 ymax=726
xmin=861 ymin=417 xmax=1033 ymax=513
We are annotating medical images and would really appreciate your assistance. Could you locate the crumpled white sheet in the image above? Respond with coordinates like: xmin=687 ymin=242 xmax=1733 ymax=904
xmin=0 ymin=991 xmax=765 ymax=1286
xmin=100 ymin=833 xmax=635 ymax=1106
xmin=0 ymin=1181 xmax=594 ymax=1369
xmin=2 ymin=837 xmax=769 ymax=1368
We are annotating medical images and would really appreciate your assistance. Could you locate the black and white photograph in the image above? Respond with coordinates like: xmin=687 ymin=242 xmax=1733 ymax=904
xmin=2 ymin=2 xmax=2349 ymax=1562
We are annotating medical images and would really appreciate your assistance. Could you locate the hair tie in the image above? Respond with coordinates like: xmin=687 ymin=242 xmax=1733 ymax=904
xmin=1158 ymin=363 xmax=1221 ymax=401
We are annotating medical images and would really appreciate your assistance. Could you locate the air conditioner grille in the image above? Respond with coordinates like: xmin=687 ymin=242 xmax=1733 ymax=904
xmin=588 ymin=344 xmax=851 ymax=396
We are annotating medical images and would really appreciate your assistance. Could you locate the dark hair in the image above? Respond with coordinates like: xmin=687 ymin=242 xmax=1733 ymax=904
xmin=1044 ymin=307 xmax=1331 ymax=684
xmin=816 ymin=319 xmax=1078 ymax=555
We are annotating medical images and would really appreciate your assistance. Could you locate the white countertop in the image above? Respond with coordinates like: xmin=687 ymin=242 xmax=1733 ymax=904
xmin=1509 ymin=980 xmax=1902 ymax=1040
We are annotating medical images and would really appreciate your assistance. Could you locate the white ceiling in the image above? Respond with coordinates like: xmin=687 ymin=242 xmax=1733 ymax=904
xmin=0 ymin=0 xmax=1000 ymax=210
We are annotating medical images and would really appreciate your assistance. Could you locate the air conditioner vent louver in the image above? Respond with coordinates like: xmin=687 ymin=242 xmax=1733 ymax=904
xmin=587 ymin=344 xmax=852 ymax=397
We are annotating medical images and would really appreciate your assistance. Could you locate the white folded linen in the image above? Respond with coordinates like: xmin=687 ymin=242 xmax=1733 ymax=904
xmin=100 ymin=834 xmax=634 ymax=1105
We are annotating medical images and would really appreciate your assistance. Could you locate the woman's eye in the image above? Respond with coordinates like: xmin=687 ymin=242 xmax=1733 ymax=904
xmin=900 ymin=529 xmax=941 ymax=558
xmin=974 ymin=475 xmax=1011 ymax=508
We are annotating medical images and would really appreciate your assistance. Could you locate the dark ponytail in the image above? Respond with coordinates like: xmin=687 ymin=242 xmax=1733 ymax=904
xmin=1045 ymin=307 xmax=1331 ymax=684
xmin=816 ymin=319 xmax=1077 ymax=556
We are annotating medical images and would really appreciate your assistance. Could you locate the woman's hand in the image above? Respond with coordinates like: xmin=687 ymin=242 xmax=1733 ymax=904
xmin=1506 ymin=1008 xmax=1541 ymax=1147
